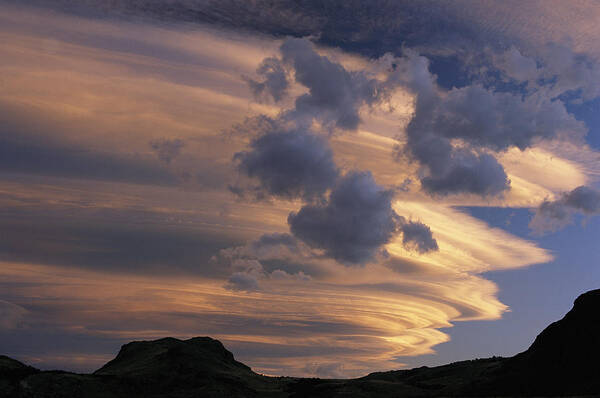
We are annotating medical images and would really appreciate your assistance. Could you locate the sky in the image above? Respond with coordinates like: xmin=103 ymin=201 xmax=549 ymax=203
xmin=1 ymin=0 xmax=600 ymax=378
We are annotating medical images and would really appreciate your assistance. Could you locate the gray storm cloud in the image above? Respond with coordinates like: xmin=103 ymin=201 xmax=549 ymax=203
xmin=288 ymin=171 xmax=437 ymax=264
xmin=226 ymin=271 xmax=261 ymax=292
xmin=424 ymin=86 xmax=583 ymax=151
xmin=244 ymin=56 xmax=289 ymax=102
xmin=530 ymin=186 xmax=600 ymax=234
xmin=232 ymin=118 xmax=339 ymax=201
xmin=279 ymin=38 xmax=387 ymax=131
xmin=400 ymin=220 xmax=439 ymax=254
xmin=392 ymin=50 xmax=586 ymax=196
xmin=411 ymin=136 xmax=510 ymax=197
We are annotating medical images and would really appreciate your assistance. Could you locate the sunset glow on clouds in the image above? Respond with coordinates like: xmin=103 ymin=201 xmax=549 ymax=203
xmin=2 ymin=1 xmax=600 ymax=378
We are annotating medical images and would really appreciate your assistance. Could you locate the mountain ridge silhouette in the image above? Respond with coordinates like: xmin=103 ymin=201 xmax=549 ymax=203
xmin=2 ymin=289 xmax=599 ymax=397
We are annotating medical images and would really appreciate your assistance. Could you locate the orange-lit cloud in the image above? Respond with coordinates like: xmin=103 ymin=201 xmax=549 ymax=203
xmin=1 ymin=3 xmax=598 ymax=379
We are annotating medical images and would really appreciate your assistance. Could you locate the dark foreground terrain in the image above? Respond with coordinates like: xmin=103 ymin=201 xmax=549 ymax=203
xmin=3 ymin=289 xmax=600 ymax=397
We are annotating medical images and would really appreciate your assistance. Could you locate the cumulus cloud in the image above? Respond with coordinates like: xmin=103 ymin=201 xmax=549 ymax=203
xmin=240 ymin=40 xmax=573 ymax=200
xmin=279 ymin=38 xmax=388 ymax=130
xmin=223 ymin=258 xmax=265 ymax=292
xmin=490 ymin=43 xmax=600 ymax=102
xmin=244 ymin=56 xmax=289 ymax=102
xmin=429 ymin=86 xmax=584 ymax=151
xmin=536 ymin=43 xmax=600 ymax=101
xmin=253 ymin=232 xmax=300 ymax=252
xmin=288 ymin=171 xmax=402 ymax=264
xmin=233 ymin=38 xmax=401 ymax=200
xmin=149 ymin=138 xmax=185 ymax=164
xmin=216 ymin=233 xmax=309 ymax=268
xmin=217 ymin=235 xmax=315 ymax=291
xmin=411 ymin=135 xmax=510 ymax=197
xmin=530 ymin=185 xmax=600 ymax=234
xmin=241 ymin=43 xmax=587 ymax=201
xmin=226 ymin=271 xmax=261 ymax=292
xmin=564 ymin=185 xmax=600 ymax=213
xmin=400 ymin=220 xmax=439 ymax=254
xmin=493 ymin=46 xmax=539 ymax=82
xmin=393 ymin=50 xmax=585 ymax=196
xmin=233 ymin=51 xmax=441 ymax=261
xmin=232 ymin=118 xmax=339 ymax=201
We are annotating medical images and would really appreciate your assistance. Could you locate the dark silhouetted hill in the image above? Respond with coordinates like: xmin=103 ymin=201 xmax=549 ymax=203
xmin=0 ymin=355 xmax=38 ymax=397
xmin=468 ymin=288 xmax=600 ymax=396
xmin=2 ymin=289 xmax=600 ymax=397
xmin=95 ymin=337 xmax=251 ymax=377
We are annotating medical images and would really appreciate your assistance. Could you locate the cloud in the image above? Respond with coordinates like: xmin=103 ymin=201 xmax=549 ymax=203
xmin=231 ymin=39 xmax=398 ymax=201
xmin=219 ymin=239 xmax=314 ymax=291
xmin=279 ymin=38 xmax=387 ymax=130
xmin=20 ymin=0 xmax=600 ymax=98
xmin=24 ymin=0 xmax=492 ymax=59
xmin=149 ymin=138 xmax=185 ymax=164
xmin=214 ymin=232 xmax=334 ymax=281
xmin=564 ymin=185 xmax=600 ymax=213
xmin=413 ymin=137 xmax=510 ymax=197
xmin=288 ymin=171 xmax=401 ymax=264
xmin=536 ymin=43 xmax=600 ymax=101
xmin=225 ymin=272 xmax=261 ymax=292
xmin=225 ymin=259 xmax=264 ymax=292
xmin=390 ymin=201 xmax=553 ymax=273
xmin=270 ymin=269 xmax=312 ymax=281
xmin=430 ymin=86 xmax=584 ymax=151
xmin=239 ymin=41 xmax=585 ymax=201
xmin=530 ymin=185 xmax=600 ymax=234
xmin=232 ymin=43 xmax=442 ymax=262
xmin=232 ymin=118 xmax=339 ymax=201
xmin=253 ymin=232 xmax=300 ymax=250
xmin=0 ymin=175 xmax=253 ymax=277
xmin=490 ymin=43 xmax=600 ymax=102
xmin=400 ymin=220 xmax=439 ymax=254
xmin=493 ymin=46 xmax=539 ymax=82
xmin=244 ymin=57 xmax=289 ymax=102
xmin=0 ymin=300 xmax=27 ymax=330
xmin=0 ymin=10 xmax=279 ymax=190
xmin=392 ymin=50 xmax=585 ymax=196
xmin=0 ymin=106 xmax=177 ymax=186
